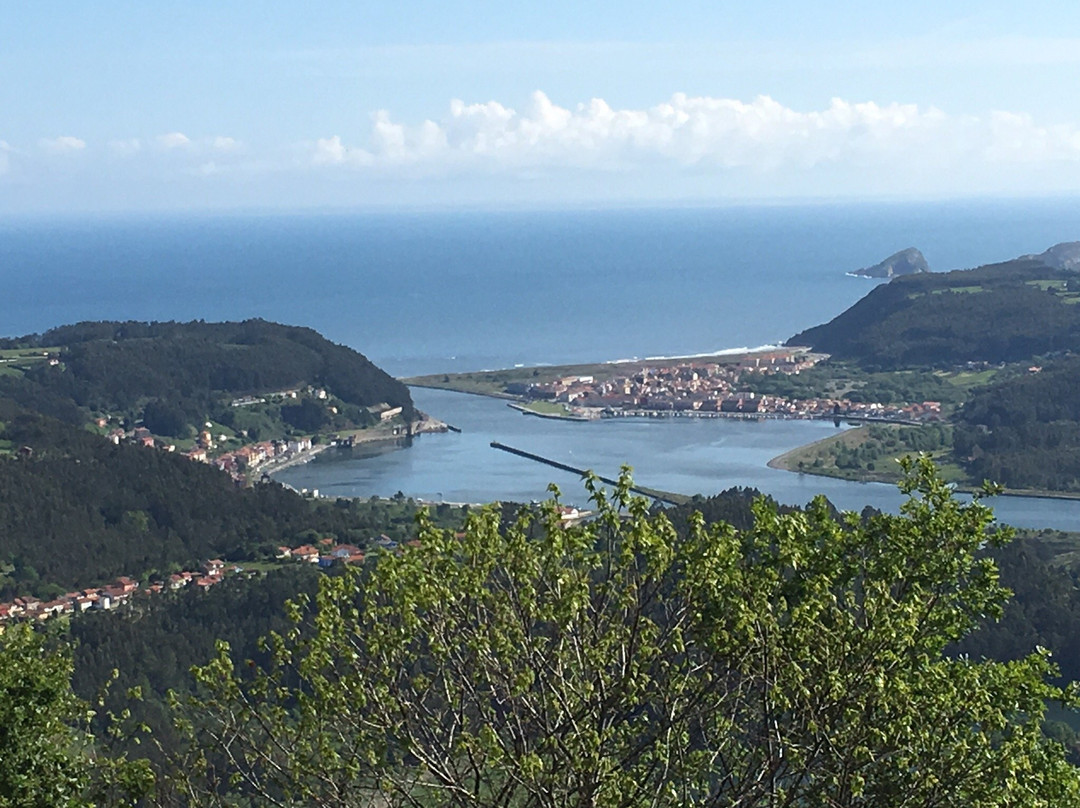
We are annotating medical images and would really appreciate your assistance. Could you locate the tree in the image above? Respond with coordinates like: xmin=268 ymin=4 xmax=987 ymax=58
xmin=0 ymin=623 xmax=92 ymax=807
xmin=167 ymin=459 xmax=1080 ymax=806
xmin=0 ymin=624 xmax=151 ymax=808
xmin=281 ymin=398 xmax=328 ymax=432
xmin=141 ymin=399 xmax=191 ymax=439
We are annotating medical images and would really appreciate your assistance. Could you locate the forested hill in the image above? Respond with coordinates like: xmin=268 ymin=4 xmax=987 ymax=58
xmin=787 ymin=258 xmax=1080 ymax=369
xmin=952 ymin=356 xmax=1080 ymax=491
xmin=0 ymin=401 xmax=380 ymax=598
xmin=1 ymin=319 xmax=413 ymax=430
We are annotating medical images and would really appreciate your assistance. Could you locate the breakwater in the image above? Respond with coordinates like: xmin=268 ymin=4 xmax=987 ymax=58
xmin=489 ymin=441 xmax=686 ymax=505
xmin=507 ymin=402 xmax=591 ymax=421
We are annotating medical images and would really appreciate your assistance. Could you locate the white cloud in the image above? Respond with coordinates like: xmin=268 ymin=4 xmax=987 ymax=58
xmin=983 ymin=110 xmax=1080 ymax=163
xmin=40 ymin=135 xmax=86 ymax=153
xmin=312 ymin=134 xmax=373 ymax=167
xmin=109 ymin=138 xmax=142 ymax=155
xmin=312 ymin=135 xmax=347 ymax=165
xmin=157 ymin=132 xmax=191 ymax=149
xmin=211 ymin=136 xmax=241 ymax=152
xmin=17 ymin=96 xmax=1080 ymax=205
xmin=310 ymin=92 xmax=1080 ymax=179
xmin=0 ymin=140 xmax=9 ymax=175
xmin=149 ymin=132 xmax=242 ymax=154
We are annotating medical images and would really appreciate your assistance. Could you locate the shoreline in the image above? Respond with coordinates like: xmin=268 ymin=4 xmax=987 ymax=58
xmin=412 ymin=384 xmax=921 ymax=428
xmin=259 ymin=443 xmax=333 ymax=475
xmin=407 ymin=382 xmax=520 ymax=400
xmin=264 ymin=414 xmax=449 ymax=478
xmin=767 ymin=428 xmax=1080 ymax=503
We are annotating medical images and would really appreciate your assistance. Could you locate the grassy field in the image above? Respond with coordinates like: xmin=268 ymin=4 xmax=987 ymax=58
xmin=939 ymin=368 xmax=999 ymax=391
xmin=768 ymin=425 xmax=967 ymax=486
xmin=0 ymin=347 xmax=61 ymax=361
xmin=0 ymin=347 xmax=62 ymax=379
xmin=768 ymin=424 xmax=1080 ymax=502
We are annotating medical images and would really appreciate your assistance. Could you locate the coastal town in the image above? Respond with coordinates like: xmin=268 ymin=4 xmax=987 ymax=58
xmin=509 ymin=350 xmax=944 ymax=424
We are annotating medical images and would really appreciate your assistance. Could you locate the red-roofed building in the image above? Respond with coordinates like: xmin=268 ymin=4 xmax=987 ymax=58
xmin=203 ymin=559 xmax=225 ymax=576
xmin=292 ymin=545 xmax=320 ymax=563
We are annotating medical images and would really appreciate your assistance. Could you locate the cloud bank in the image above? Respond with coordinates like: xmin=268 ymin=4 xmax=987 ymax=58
xmin=39 ymin=135 xmax=86 ymax=153
xmin=8 ymin=94 xmax=1080 ymax=208
xmin=309 ymin=92 xmax=1080 ymax=178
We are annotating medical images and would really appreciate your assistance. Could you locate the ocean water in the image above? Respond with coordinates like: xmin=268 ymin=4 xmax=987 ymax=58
xmin=4 ymin=198 xmax=1080 ymax=376
xmin=6 ymin=198 xmax=1080 ymax=525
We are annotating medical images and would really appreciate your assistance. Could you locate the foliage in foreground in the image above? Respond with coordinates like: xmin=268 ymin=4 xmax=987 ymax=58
xmin=0 ymin=623 xmax=151 ymax=808
xmin=161 ymin=459 xmax=1080 ymax=807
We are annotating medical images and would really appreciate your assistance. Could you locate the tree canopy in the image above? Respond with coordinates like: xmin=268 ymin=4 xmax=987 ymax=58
xmin=164 ymin=460 xmax=1080 ymax=807
xmin=0 ymin=623 xmax=151 ymax=808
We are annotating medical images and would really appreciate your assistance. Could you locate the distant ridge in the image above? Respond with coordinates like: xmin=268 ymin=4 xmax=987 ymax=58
xmin=789 ymin=252 xmax=1080 ymax=369
xmin=848 ymin=247 xmax=930 ymax=279
xmin=1025 ymin=241 xmax=1080 ymax=271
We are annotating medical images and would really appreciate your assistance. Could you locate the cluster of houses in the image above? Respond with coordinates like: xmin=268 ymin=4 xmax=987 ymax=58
xmin=768 ymin=397 xmax=943 ymax=422
xmin=509 ymin=353 xmax=942 ymax=425
xmin=276 ymin=513 xmax=583 ymax=571
xmin=205 ymin=437 xmax=314 ymax=474
xmin=513 ymin=353 xmax=817 ymax=412
xmin=98 ymin=418 xmax=318 ymax=479
xmin=99 ymin=387 xmax=406 ymax=477
xmin=1 ymin=520 xmax=592 ymax=626
xmin=0 ymin=559 xmax=235 ymax=625
xmin=276 ymin=534 xmax=417 ymax=568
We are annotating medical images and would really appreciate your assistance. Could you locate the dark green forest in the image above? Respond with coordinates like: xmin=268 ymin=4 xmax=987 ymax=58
xmin=67 ymin=565 xmax=323 ymax=759
xmin=953 ymin=356 xmax=1080 ymax=491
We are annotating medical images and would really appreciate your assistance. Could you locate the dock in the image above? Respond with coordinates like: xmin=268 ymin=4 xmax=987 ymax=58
xmin=489 ymin=441 xmax=687 ymax=505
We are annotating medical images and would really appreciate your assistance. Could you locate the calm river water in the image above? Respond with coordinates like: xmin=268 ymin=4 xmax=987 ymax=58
xmin=275 ymin=388 xmax=1080 ymax=531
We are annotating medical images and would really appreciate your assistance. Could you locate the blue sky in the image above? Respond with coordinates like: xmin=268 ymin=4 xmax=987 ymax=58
xmin=5 ymin=1 xmax=1080 ymax=212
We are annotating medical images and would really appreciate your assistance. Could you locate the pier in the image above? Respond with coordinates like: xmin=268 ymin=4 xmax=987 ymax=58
xmin=489 ymin=441 xmax=686 ymax=505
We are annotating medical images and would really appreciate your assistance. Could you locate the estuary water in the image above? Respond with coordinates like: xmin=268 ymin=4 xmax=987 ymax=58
xmin=6 ymin=199 xmax=1080 ymax=527
xmin=275 ymin=388 xmax=1080 ymax=532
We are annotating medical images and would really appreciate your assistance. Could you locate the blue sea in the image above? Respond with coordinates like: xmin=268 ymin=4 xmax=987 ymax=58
xmin=5 ymin=198 xmax=1080 ymax=527
xmin=5 ymin=198 xmax=1080 ymax=377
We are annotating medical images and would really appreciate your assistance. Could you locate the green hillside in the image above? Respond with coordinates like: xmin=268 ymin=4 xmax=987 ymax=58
xmin=788 ymin=258 xmax=1080 ymax=369
xmin=0 ymin=401 xmax=375 ymax=598
xmin=0 ymin=319 xmax=414 ymax=437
